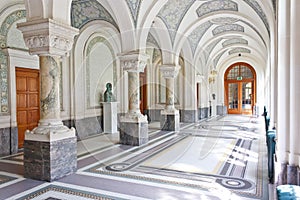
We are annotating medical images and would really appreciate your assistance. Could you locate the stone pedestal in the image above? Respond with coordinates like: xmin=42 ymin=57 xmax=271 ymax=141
xmin=120 ymin=113 xmax=148 ymax=146
xmin=24 ymin=126 xmax=77 ymax=182
xmin=102 ymin=102 xmax=118 ymax=134
xmin=160 ymin=110 xmax=180 ymax=131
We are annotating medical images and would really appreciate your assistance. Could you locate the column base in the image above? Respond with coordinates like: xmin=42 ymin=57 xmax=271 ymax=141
xmin=24 ymin=121 xmax=77 ymax=181
xmin=287 ymin=164 xmax=298 ymax=185
xmin=275 ymin=161 xmax=288 ymax=185
xmin=160 ymin=110 xmax=180 ymax=131
xmin=119 ymin=113 xmax=148 ymax=146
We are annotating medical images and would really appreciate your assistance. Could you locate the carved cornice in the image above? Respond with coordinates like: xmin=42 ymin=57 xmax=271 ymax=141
xmin=159 ymin=64 xmax=181 ymax=79
xmin=118 ymin=51 xmax=149 ymax=72
xmin=17 ymin=19 xmax=79 ymax=56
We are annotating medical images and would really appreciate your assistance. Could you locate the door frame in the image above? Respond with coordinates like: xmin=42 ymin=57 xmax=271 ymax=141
xmin=224 ymin=62 xmax=256 ymax=115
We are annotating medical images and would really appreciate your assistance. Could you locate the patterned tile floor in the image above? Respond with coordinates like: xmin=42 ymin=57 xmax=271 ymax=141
xmin=0 ymin=115 xmax=268 ymax=200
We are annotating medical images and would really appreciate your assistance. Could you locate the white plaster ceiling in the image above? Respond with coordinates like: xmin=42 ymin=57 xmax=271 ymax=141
xmin=71 ymin=0 xmax=275 ymax=69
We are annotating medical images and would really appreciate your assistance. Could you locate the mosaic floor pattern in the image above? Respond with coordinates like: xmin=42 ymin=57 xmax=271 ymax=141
xmin=0 ymin=115 xmax=268 ymax=200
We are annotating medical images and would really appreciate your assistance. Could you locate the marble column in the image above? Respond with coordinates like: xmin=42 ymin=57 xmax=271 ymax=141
xmin=287 ymin=0 xmax=300 ymax=185
xmin=17 ymin=19 xmax=78 ymax=181
xmin=118 ymin=52 xmax=149 ymax=146
xmin=276 ymin=0 xmax=290 ymax=185
xmin=160 ymin=65 xmax=180 ymax=131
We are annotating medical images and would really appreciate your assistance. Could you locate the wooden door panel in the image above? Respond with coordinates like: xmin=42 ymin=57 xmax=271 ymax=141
xmin=16 ymin=68 xmax=40 ymax=148
xmin=28 ymin=77 xmax=39 ymax=92
xmin=17 ymin=94 xmax=27 ymax=108
xmin=28 ymin=94 xmax=39 ymax=108
xmin=16 ymin=77 xmax=27 ymax=91
xmin=18 ymin=127 xmax=27 ymax=147
xmin=27 ymin=110 xmax=39 ymax=124
xmin=17 ymin=110 xmax=27 ymax=125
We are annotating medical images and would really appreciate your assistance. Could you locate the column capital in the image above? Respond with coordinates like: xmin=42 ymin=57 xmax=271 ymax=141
xmin=17 ymin=19 xmax=79 ymax=56
xmin=118 ymin=51 xmax=149 ymax=72
xmin=159 ymin=64 xmax=181 ymax=78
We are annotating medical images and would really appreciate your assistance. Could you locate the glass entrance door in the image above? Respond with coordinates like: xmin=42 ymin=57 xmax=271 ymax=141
xmin=224 ymin=62 xmax=256 ymax=115
xmin=227 ymin=81 xmax=253 ymax=114
xmin=228 ymin=83 xmax=239 ymax=114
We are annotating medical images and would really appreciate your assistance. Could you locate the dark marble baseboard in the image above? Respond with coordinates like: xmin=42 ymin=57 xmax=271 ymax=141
xmin=198 ymin=107 xmax=209 ymax=120
xmin=287 ymin=164 xmax=298 ymax=185
xmin=160 ymin=114 xmax=180 ymax=131
xmin=217 ymin=105 xmax=227 ymax=116
xmin=24 ymin=137 xmax=77 ymax=182
xmin=73 ymin=116 xmax=103 ymax=140
xmin=146 ymin=109 xmax=161 ymax=122
xmin=0 ymin=127 xmax=18 ymax=157
xmin=180 ymin=110 xmax=197 ymax=123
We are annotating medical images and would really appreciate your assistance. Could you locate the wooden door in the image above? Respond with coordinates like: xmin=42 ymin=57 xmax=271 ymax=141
xmin=139 ymin=71 xmax=147 ymax=114
xmin=16 ymin=68 xmax=40 ymax=148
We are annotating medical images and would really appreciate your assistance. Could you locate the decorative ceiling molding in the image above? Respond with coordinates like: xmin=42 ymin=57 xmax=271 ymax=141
xmin=152 ymin=48 xmax=161 ymax=61
xmin=188 ymin=21 xmax=212 ymax=54
xmin=212 ymin=24 xmax=244 ymax=36
xmin=242 ymin=0 xmax=270 ymax=34
xmin=204 ymin=38 xmax=223 ymax=63
xmin=228 ymin=47 xmax=251 ymax=55
xmin=210 ymin=17 xmax=239 ymax=25
xmin=222 ymin=38 xmax=248 ymax=47
xmin=125 ymin=0 xmax=142 ymax=27
xmin=147 ymin=33 xmax=159 ymax=48
xmin=214 ymin=50 xmax=226 ymax=67
xmin=196 ymin=0 xmax=238 ymax=18
xmin=158 ymin=0 xmax=195 ymax=44
xmin=71 ymin=0 xmax=118 ymax=30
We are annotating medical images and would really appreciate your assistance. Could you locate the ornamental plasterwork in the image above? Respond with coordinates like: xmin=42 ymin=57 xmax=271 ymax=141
xmin=188 ymin=21 xmax=212 ymax=55
xmin=212 ymin=24 xmax=244 ymax=36
xmin=122 ymin=60 xmax=147 ymax=72
xmin=158 ymin=0 xmax=195 ymax=44
xmin=71 ymin=0 xmax=118 ymax=29
xmin=0 ymin=10 xmax=26 ymax=113
xmin=229 ymin=47 xmax=251 ymax=55
xmin=213 ymin=50 xmax=226 ymax=67
xmin=204 ymin=38 xmax=223 ymax=63
xmin=222 ymin=38 xmax=248 ymax=47
xmin=152 ymin=48 xmax=161 ymax=62
xmin=18 ymin=20 xmax=78 ymax=56
xmin=243 ymin=0 xmax=270 ymax=34
xmin=125 ymin=0 xmax=142 ymax=27
xmin=159 ymin=65 xmax=181 ymax=79
xmin=147 ymin=33 xmax=159 ymax=48
xmin=196 ymin=0 xmax=238 ymax=18
xmin=210 ymin=17 xmax=239 ymax=25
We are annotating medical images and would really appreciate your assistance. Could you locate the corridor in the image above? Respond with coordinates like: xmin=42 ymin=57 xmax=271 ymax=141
xmin=0 ymin=115 xmax=268 ymax=200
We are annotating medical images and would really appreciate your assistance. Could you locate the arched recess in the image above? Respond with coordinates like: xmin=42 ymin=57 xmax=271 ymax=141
xmin=224 ymin=62 xmax=256 ymax=115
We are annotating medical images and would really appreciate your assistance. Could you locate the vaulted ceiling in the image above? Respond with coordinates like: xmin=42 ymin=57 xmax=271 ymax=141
xmin=71 ymin=0 xmax=275 ymax=70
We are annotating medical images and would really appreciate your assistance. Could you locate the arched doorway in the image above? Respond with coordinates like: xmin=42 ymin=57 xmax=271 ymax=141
xmin=224 ymin=62 xmax=256 ymax=115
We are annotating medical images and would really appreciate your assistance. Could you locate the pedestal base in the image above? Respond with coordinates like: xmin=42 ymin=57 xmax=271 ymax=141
xmin=160 ymin=110 xmax=180 ymax=131
xmin=102 ymin=102 xmax=118 ymax=134
xmin=24 ymin=136 xmax=77 ymax=182
xmin=24 ymin=122 xmax=77 ymax=182
xmin=120 ymin=121 xmax=148 ymax=146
